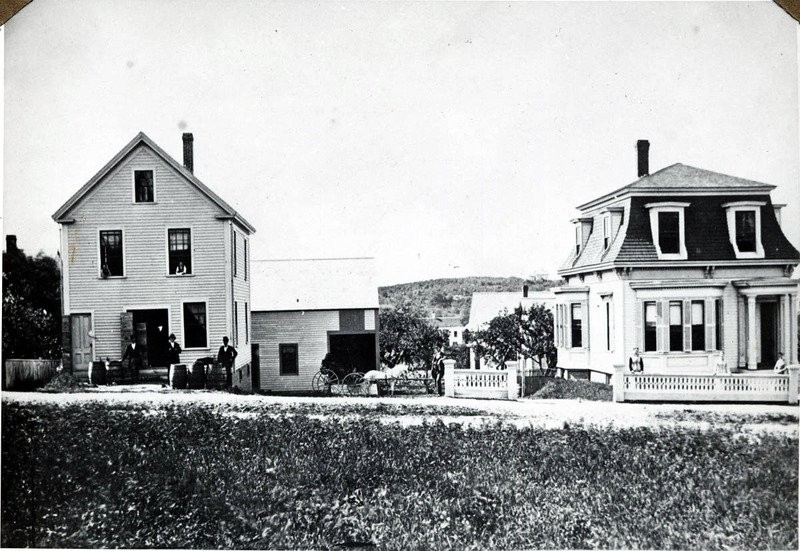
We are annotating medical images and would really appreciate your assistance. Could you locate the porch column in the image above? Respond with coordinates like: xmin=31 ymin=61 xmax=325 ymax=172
xmin=783 ymin=294 xmax=792 ymax=362
xmin=469 ymin=345 xmax=476 ymax=370
xmin=747 ymin=295 xmax=758 ymax=370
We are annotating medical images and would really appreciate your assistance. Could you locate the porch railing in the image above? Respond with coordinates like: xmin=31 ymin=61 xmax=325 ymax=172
xmin=613 ymin=364 xmax=799 ymax=404
xmin=444 ymin=360 xmax=519 ymax=400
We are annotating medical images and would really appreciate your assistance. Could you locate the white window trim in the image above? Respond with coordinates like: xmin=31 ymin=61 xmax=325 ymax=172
xmin=164 ymin=226 xmax=196 ymax=277
xmin=574 ymin=224 xmax=582 ymax=255
xmin=645 ymin=202 xmax=690 ymax=260
xmin=602 ymin=215 xmax=610 ymax=251
xmin=722 ymin=201 xmax=765 ymax=259
xmin=569 ymin=302 xmax=583 ymax=350
xmin=131 ymin=168 xmax=157 ymax=204
xmin=97 ymin=227 xmax=126 ymax=278
xmin=181 ymin=298 xmax=211 ymax=350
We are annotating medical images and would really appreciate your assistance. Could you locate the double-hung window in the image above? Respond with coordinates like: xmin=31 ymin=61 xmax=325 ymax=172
xmin=168 ymin=228 xmax=192 ymax=274
xmin=723 ymin=202 xmax=765 ymax=259
xmin=691 ymin=301 xmax=705 ymax=351
xmin=668 ymin=301 xmax=683 ymax=351
xmin=134 ymin=170 xmax=154 ymax=203
xmin=603 ymin=216 xmax=610 ymax=250
xmin=183 ymin=302 xmax=208 ymax=348
xmin=280 ymin=343 xmax=299 ymax=375
xmin=643 ymin=302 xmax=657 ymax=352
xmin=735 ymin=211 xmax=757 ymax=252
xmin=570 ymin=303 xmax=583 ymax=348
xmin=645 ymin=202 xmax=689 ymax=259
xmin=99 ymin=230 xmax=124 ymax=277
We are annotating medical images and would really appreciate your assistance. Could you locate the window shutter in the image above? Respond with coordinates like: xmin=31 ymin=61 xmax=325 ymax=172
xmin=656 ymin=300 xmax=667 ymax=352
xmin=555 ymin=305 xmax=561 ymax=347
xmin=705 ymin=298 xmax=715 ymax=351
xmin=566 ymin=304 xmax=572 ymax=349
xmin=634 ymin=300 xmax=643 ymax=349
xmin=582 ymin=300 xmax=590 ymax=350
xmin=683 ymin=299 xmax=691 ymax=352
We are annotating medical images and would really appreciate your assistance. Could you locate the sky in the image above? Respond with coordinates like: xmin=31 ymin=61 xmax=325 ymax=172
xmin=3 ymin=1 xmax=799 ymax=285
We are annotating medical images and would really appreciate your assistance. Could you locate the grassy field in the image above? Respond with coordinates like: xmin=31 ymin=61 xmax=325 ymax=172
xmin=2 ymin=401 xmax=797 ymax=550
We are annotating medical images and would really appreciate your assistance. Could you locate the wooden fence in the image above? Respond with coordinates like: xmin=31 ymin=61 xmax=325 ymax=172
xmin=3 ymin=359 xmax=60 ymax=391
xmin=613 ymin=364 xmax=799 ymax=404
xmin=444 ymin=360 xmax=519 ymax=400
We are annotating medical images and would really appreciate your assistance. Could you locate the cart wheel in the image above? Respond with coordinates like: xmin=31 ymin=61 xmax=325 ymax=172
xmin=312 ymin=368 xmax=339 ymax=394
xmin=342 ymin=372 xmax=365 ymax=395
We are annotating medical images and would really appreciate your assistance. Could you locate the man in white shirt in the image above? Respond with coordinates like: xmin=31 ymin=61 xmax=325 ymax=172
xmin=773 ymin=352 xmax=787 ymax=374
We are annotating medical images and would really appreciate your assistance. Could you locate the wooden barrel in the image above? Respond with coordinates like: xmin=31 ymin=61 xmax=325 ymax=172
xmin=205 ymin=362 xmax=227 ymax=390
xmin=106 ymin=360 xmax=124 ymax=385
xmin=169 ymin=364 xmax=188 ymax=389
xmin=88 ymin=361 xmax=107 ymax=386
xmin=188 ymin=361 xmax=206 ymax=389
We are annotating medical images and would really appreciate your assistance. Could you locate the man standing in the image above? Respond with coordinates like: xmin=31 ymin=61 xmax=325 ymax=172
xmin=217 ymin=336 xmax=237 ymax=387
xmin=121 ymin=335 xmax=142 ymax=383
xmin=166 ymin=333 xmax=182 ymax=366
xmin=628 ymin=347 xmax=644 ymax=373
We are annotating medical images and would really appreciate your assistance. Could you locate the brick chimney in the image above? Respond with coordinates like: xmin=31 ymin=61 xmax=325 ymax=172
xmin=6 ymin=235 xmax=17 ymax=253
xmin=182 ymin=133 xmax=194 ymax=173
xmin=637 ymin=139 xmax=650 ymax=177
xmin=522 ymin=284 xmax=529 ymax=298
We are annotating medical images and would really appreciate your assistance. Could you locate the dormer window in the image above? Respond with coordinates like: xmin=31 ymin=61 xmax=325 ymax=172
xmin=645 ymin=202 xmax=689 ymax=260
xmin=602 ymin=215 xmax=610 ymax=250
xmin=575 ymin=225 xmax=581 ymax=256
xmin=722 ymin=201 xmax=765 ymax=259
xmin=134 ymin=170 xmax=154 ymax=203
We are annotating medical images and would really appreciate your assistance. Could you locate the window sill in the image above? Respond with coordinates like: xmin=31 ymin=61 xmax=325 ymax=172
xmin=280 ymin=372 xmax=300 ymax=376
xmin=98 ymin=276 xmax=127 ymax=280
xmin=184 ymin=347 xmax=211 ymax=351
xmin=132 ymin=201 xmax=158 ymax=205
xmin=166 ymin=274 xmax=195 ymax=278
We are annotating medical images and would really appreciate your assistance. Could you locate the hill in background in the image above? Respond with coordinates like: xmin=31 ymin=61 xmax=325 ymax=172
xmin=379 ymin=276 xmax=561 ymax=325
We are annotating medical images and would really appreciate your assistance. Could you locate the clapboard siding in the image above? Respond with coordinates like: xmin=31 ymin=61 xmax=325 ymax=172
xmin=252 ymin=310 xmax=341 ymax=392
xmin=63 ymin=144 xmax=249 ymax=368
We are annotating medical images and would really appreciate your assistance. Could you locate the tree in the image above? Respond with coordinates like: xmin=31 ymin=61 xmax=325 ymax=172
xmin=379 ymin=307 xmax=447 ymax=371
xmin=466 ymin=304 xmax=557 ymax=369
xmin=2 ymin=244 xmax=61 ymax=360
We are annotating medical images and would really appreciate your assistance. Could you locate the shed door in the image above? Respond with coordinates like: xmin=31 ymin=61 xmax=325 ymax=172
xmin=70 ymin=314 xmax=93 ymax=370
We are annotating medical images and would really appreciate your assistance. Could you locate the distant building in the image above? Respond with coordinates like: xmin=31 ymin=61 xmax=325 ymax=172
xmin=554 ymin=140 xmax=799 ymax=384
xmin=246 ymin=258 xmax=380 ymax=392
xmin=429 ymin=316 xmax=465 ymax=346
xmin=52 ymin=132 xmax=255 ymax=380
xmin=467 ymin=285 xmax=555 ymax=369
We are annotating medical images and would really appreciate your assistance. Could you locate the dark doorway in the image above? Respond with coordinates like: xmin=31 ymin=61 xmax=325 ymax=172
xmin=760 ymin=302 xmax=777 ymax=369
xmin=251 ymin=343 xmax=260 ymax=391
xmin=329 ymin=333 xmax=377 ymax=374
xmin=130 ymin=309 xmax=169 ymax=368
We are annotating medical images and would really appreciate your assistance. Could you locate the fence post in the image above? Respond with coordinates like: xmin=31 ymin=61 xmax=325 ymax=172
xmin=613 ymin=363 xmax=626 ymax=402
xmin=788 ymin=365 xmax=799 ymax=405
xmin=506 ymin=361 xmax=519 ymax=400
xmin=444 ymin=359 xmax=455 ymax=398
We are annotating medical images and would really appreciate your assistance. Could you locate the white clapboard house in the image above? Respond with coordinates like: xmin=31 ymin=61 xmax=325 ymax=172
xmin=553 ymin=140 xmax=799 ymax=383
xmin=52 ymin=132 xmax=255 ymax=380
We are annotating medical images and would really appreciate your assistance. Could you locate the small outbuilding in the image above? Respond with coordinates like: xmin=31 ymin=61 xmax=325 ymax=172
xmin=243 ymin=257 xmax=380 ymax=392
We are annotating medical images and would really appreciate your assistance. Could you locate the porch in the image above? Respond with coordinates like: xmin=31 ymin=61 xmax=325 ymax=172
xmin=613 ymin=363 xmax=799 ymax=404
xmin=734 ymin=279 xmax=798 ymax=370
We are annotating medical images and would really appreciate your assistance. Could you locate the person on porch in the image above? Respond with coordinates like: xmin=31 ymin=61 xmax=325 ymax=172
xmin=217 ymin=336 xmax=237 ymax=387
xmin=715 ymin=352 xmax=730 ymax=375
xmin=628 ymin=347 xmax=644 ymax=373
xmin=121 ymin=335 xmax=142 ymax=382
xmin=774 ymin=352 xmax=787 ymax=374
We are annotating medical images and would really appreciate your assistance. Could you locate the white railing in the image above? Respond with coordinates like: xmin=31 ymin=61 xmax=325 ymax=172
xmin=613 ymin=364 xmax=799 ymax=404
xmin=444 ymin=360 xmax=519 ymax=400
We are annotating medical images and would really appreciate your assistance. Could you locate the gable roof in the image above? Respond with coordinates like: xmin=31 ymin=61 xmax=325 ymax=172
xmin=578 ymin=163 xmax=775 ymax=211
xmin=51 ymin=132 xmax=255 ymax=233
xmin=467 ymin=291 xmax=555 ymax=331
xmin=251 ymin=257 xmax=379 ymax=312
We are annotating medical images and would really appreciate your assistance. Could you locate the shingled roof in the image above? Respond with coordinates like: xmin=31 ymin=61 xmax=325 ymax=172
xmin=561 ymin=164 xmax=799 ymax=274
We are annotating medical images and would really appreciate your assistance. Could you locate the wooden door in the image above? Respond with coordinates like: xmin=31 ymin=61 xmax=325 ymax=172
xmin=251 ymin=343 xmax=260 ymax=391
xmin=135 ymin=322 xmax=149 ymax=369
xmin=70 ymin=314 xmax=93 ymax=370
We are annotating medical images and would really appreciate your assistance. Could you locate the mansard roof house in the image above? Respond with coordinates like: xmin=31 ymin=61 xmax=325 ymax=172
xmin=553 ymin=140 xmax=799 ymax=388
xmin=53 ymin=132 xmax=255 ymax=380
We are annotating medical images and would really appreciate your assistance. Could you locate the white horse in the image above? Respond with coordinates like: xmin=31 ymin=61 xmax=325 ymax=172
xmin=363 ymin=363 xmax=410 ymax=395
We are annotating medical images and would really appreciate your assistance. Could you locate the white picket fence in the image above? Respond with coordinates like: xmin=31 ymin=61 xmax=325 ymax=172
xmin=613 ymin=364 xmax=799 ymax=404
xmin=443 ymin=359 xmax=519 ymax=400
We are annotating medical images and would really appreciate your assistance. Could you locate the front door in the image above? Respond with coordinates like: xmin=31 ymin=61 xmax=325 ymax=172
xmin=71 ymin=314 xmax=93 ymax=370
xmin=760 ymin=302 xmax=777 ymax=369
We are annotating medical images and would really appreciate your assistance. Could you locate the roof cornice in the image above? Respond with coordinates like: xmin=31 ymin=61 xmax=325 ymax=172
xmin=578 ymin=188 xmax=773 ymax=212
xmin=558 ymin=258 xmax=800 ymax=277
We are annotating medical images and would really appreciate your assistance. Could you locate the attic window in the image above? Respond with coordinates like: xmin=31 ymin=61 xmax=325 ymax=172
xmin=645 ymin=202 xmax=689 ymax=260
xmin=722 ymin=201 xmax=765 ymax=259
xmin=602 ymin=216 xmax=610 ymax=250
xmin=575 ymin=225 xmax=581 ymax=256
xmin=134 ymin=170 xmax=154 ymax=203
